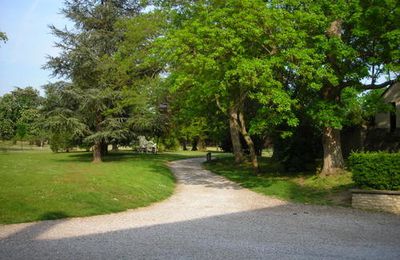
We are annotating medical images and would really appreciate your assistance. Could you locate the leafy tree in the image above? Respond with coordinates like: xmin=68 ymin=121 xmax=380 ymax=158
xmin=156 ymin=0 xmax=297 ymax=172
xmin=271 ymin=0 xmax=399 ymax=175
xmin=0 ymin=87 xmax=41 ymax=140
xmin=113 ymin=11 xmax=169 ymax=143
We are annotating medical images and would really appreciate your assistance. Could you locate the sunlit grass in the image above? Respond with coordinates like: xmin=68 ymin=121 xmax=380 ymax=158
xmin=0 ymin=150 xmax=203 ymax=224
xmin=204 ymin=157 xmax=354 ymax=206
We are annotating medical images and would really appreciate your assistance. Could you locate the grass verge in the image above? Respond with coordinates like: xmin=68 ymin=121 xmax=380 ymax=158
xmin=204 ymin=157 xmax=354 ymax=206
xmin=0 ymin=150 xmax=204 ymax=224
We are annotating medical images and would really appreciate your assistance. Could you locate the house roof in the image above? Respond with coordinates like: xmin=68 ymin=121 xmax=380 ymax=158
xmin=382 ymin=82 xmax=400 ymax=103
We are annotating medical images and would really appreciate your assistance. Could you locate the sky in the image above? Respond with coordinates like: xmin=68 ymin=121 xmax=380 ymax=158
xmin=0 ymin=0 xmax=70 ymax=95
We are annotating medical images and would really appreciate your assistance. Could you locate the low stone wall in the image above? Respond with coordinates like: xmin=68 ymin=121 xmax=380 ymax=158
xmin=351 ymin=189 xmax=400 ymax=214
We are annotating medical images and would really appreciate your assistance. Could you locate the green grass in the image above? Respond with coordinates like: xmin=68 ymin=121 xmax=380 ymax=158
xmin=204 ymin=157 xmax=354 ymax=206
xmin=0 ymin=150 xmax=206 ymax=224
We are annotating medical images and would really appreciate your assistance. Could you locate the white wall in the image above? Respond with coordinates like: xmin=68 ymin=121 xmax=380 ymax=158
xmin=375 ymin=112 xmax=390 ymax=129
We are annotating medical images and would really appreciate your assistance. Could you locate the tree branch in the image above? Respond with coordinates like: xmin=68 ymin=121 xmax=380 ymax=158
xmin=215 ymin=95 xmax=227 ymax=115
xmin=342 ymin=78 xmax=398 ymax=90
xmin=360 ymin=79 xmax=397 ymax=90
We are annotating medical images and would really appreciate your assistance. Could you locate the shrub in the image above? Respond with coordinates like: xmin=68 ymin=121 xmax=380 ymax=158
xmin=349 ymin=152 xmax=400 ymax=190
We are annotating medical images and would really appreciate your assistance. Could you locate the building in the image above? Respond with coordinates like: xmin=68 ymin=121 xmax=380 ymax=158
xmin=375 ymin=82 xmax=400 ymax=132
xmin=342 ymin=82 xmax=400 ymax=156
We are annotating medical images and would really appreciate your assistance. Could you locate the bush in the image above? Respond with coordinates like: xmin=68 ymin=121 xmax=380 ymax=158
xmin=160 ymin=136 xmax=180 ymax=151
xmin=349 ymin=152 xmax=400 ymax=190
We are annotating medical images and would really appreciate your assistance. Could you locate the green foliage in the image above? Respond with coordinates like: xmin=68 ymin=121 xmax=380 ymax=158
xmin=0 ymin=118 xmax=14 ymax=140
xmin=159 ymin=136 xmax=180 ymax=151
xmin=45 ymin=2 xmax=166 ymax=159
xmin=15 ymin=123 xmax=27 ymax=141
xmin=349 ymin=152 xmax=400 ymax=190
xmin=49 ymin=133 xmax=74 ymax=152
xmin=0 ymin=87 xmax=41 ymax=123
xmin=361 ymin=89 xmax=394 ymax=118
xmin=272 ymin=122 xmax=322 ymax=172
xmin=0 ymin=87 xmax=42 ymax=141
xmin=156 ymin=0 xmax=298 ymax=138
xmin=0 ymin=31 xmax=7 ymax=44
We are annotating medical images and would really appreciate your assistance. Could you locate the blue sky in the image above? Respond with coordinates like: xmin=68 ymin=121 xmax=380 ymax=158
xmin=0 ymin=0 xmax=70 ymax=95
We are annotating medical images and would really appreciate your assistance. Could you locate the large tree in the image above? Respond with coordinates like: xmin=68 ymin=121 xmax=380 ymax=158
xmin=45 ymin=0 xmax=143 ymax=162
xmin=156 ymin=0 xmax=297 ymax=171
xmin=269 ymin=0 xmax=399 ymax=175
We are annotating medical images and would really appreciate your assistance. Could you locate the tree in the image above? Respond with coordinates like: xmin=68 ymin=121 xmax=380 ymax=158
xmin=271 ymin=0 xmax=399 ymax=175
xmin=113 ymin=11 xmax=170 ymax=143
xmin=0 ymin=31 xmax=7 ymax=45
xmin=45 ymin=0 xmax=143 ymax=162
xmin=15 ymin=123 xmax=27 ymax=146
xmin=41 ymin=82 xmax=83 ymax=152
xmin=156 ymin=0 xmax=297 ymax=172
xmin=0 ymin=87 xmax=41 ymax=141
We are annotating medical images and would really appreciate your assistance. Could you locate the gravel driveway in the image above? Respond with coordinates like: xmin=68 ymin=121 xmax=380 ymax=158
xmin=1 ymin=158 xmax=400 ymax=259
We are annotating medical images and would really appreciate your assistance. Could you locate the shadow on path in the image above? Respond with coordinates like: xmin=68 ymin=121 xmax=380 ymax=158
xmin=1 ymin=206 xmax=400 ymax=259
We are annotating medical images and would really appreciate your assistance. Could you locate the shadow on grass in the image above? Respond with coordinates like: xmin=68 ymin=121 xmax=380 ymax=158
xmin=39 ymin=211 xmax=70 ymax=221
xmin=204 ymin=157 xmax=354 ymax=206
xmin=51 ymin=151 xmax=206 ymax=163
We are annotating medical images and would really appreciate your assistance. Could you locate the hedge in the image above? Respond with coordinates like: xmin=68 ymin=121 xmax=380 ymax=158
xmin=349 ymin=152 xmax=400 ymax=191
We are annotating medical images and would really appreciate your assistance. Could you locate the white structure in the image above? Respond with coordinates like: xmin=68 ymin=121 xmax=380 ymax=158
xmin=137 ymin=136 xmax=157 ymax=153
xmin=375 ymin=82 xmax=400 ymax=132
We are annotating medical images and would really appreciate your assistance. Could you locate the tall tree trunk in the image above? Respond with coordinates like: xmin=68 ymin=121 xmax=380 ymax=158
xmin=93 ymin=141 xmax=102 ymax=163
xmin=320 ymin=127 xmax=345 ymax=176
xmin=238 ymin=111 xmax=259 ymax=172
xmin=319 ymin=20 xmax=345 ymax=175
xmin=229 ymin=107 xmax=244 ymax=163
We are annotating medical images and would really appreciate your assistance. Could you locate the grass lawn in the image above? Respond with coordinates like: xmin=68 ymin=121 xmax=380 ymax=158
xmin=0 ymin=150 xmax=206 ymax=224
xmin=204 ymin=157 xmax=354 ymax=206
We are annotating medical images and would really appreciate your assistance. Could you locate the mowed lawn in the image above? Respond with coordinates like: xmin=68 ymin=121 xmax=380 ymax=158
xmin=0 ymin=151 xmax=202 ymax=224
xmin=205 ymin=157 xmax=354 ymax=206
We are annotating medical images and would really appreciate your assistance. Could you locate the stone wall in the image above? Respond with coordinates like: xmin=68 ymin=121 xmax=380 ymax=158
xmin=351 ymin=189 xmax=400 ymax=214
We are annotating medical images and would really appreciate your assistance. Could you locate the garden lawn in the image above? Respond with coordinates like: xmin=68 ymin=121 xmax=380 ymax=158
xmin=0 ymin=151 xmax=202 ymax=224
xmin=205 ymin=157 xmax=354 ymax=206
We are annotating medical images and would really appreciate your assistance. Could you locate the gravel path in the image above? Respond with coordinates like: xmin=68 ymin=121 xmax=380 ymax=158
xmin=1 ymin=158 xmax=400 ymax=259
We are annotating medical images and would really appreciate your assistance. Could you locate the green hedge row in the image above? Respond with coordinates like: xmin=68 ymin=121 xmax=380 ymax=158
xmin=349 ymin=152 xmax=400 ymax=190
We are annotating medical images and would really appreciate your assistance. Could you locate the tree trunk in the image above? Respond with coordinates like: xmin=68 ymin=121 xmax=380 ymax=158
xmin=320 ymin=127 xmax=345 ymax=176
xmin=101 ymin=142 xmax=108 ymax=156
xmin=198 ymin=138 xmax=206 ymax=151
xmin=229 ymin=107 xmax=244 ymax=163
xmin=238 ymin=111 xmax=259 ymax=172
xmin=191 ymin=138 xmax=198 ymax=151
xmin=93 ymin=141 xmax=102 ymax=163
xmin=112 ymin=143 xmax=118 ymax=151
xmin=320 ymin=20 xmax=345 ymax=176
xmin=182 ymin=138 xmax=188 ymax=151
